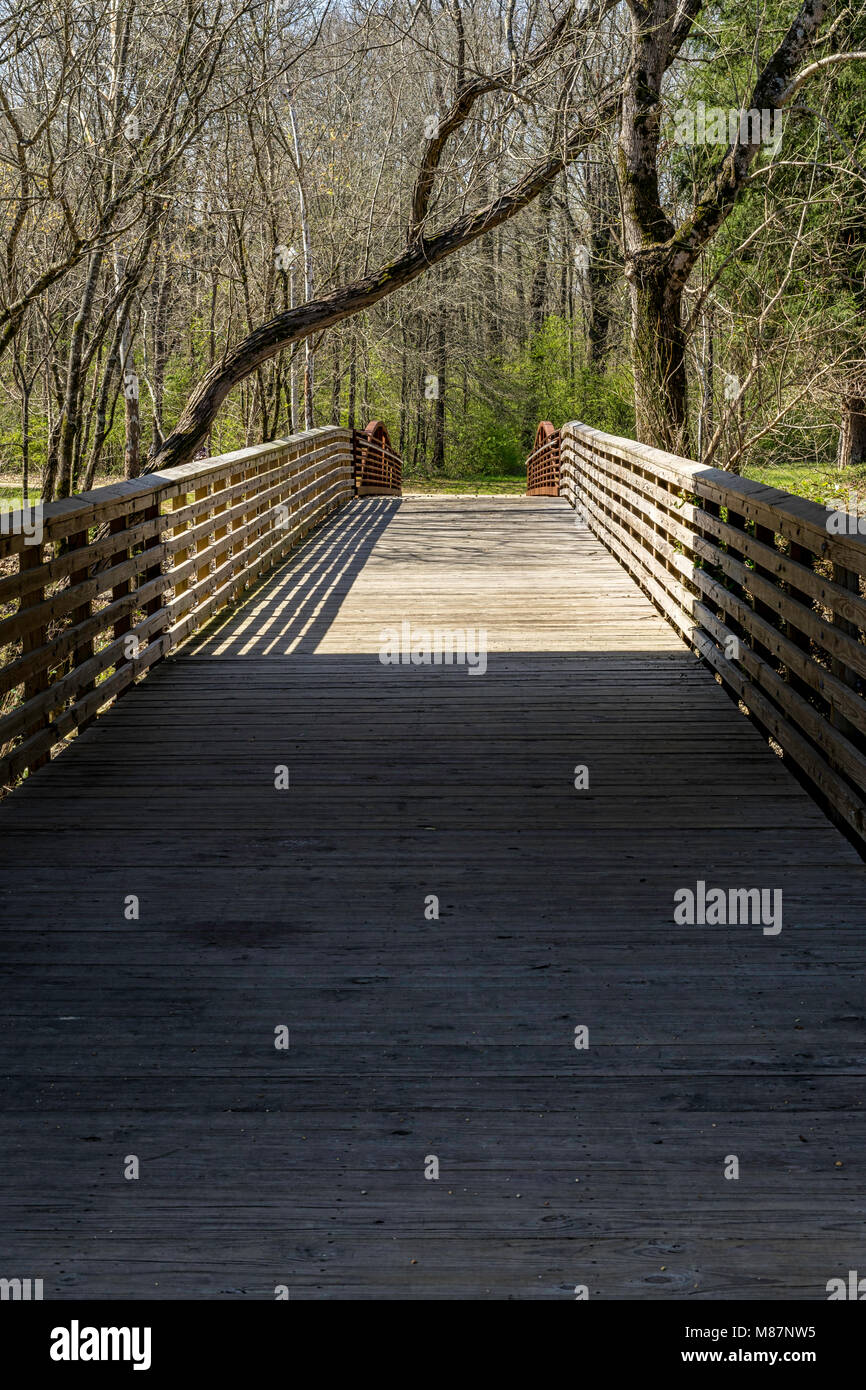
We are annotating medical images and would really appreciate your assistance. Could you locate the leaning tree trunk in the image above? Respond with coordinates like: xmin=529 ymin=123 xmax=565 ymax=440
xmin=146 ymin=94 xmax=616 ymax=474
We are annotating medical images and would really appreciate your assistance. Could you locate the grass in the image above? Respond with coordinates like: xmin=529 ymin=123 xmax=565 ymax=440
xmin=0 ymin=474 xmax=116 ymax=509
xmin=402 ymin=472 xmax=526 ymax=495
xmin=2 ymin=461 xmax=858 ymax=508
xmin=743 ymin=459 xmax=866 ymax=509
xmin=403 ymin=460 xmax=866 ymax=506
xmin=0 ymin=484 xmax=40 ymax=507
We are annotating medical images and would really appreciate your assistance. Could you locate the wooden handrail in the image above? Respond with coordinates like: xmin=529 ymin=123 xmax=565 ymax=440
xmin=353 ymin=420 xmax=403 ymax=496
xmin=0 ymin=426 xmax=357 ymax=788
xmin=526 ymin=422 xmax=561 ymax=496
xmin=561 ymin=421 xmax=866 ymax=848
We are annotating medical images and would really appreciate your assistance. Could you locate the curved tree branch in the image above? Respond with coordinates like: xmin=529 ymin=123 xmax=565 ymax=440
xmin=407 ymin=11 xmax=572 ymax=241
xmin=150 ymin=87 xmax=618 ymax=472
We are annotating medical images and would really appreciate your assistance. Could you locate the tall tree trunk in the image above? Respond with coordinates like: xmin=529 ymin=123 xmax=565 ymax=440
xmin=585 ymin=158 xmax=617 ymax=368
xmin=399 ymin=323 xmax=409 ymax=455
xmin=617 ymin=0 xmax=825 ymax=458
xmin=288 ymin=266 xmax=298 ymax=431
xmin=586 ymin=259 xmax=613 ymax=367
xmin=330 ymin=332 xmax=341 ymax=425
xmin=21 ymin=382 xmax=30 ymax=502
xmin=838 ymin=392 xmax=866 ymax=468
xmin=529 ymin=180 xmax=554 ymax=329
xmin=697 ymin=306 xmax=714 ymax=463
xmin=114 ymin=253 xmax=141 ymax=478
xmin=288 ymin=99 xmax=315 ymax=430
xmin=347 ymin=330 xmax=356 ymax=429
xmin=53 ymin=249 xmax=104 ymax=499
xmin=628 ymin=266 xmax=689 ymax=454
xmin=514 ymin=241 xmax=526 ymax=344
xmin=432 ymin=301 xmax=446 ymax=471
xmin=148 ymin=258 xmax=172 ymax=458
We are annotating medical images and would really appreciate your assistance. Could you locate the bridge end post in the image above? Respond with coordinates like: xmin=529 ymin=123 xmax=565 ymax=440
xmin=525 ymin=422 xmax=561 ymax=496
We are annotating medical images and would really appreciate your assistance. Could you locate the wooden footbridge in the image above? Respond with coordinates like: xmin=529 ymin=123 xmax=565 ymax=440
xmin=1 ymin=417 xmax=864 ymax=1300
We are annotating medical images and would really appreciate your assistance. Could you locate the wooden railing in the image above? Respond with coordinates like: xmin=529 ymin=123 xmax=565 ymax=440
xmin=353 ymin=420 xmax=402 ymax=495
xmin=561 ymin=422 xmax=866 ymax=847
xmin=526 ymin=422 xmax=561 ymax=496
xmin=0 ymin=426 xmax=355 ymax=788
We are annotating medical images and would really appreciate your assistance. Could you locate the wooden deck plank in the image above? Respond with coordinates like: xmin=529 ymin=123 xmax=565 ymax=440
xmin=0 ymin=496 xmax=862 ymax=1300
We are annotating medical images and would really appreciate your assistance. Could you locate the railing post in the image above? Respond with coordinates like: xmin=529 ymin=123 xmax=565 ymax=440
xmin=830 ymin=562 xmax=861 ymax=742
xmin=724 ymin=505 xmax=748 ymax=652
xmin=228 ymin=463 xmax=245 ymax=589
xmin=144 ymin=505 xmax=164 ymax=612
xmin=212 ymin=479 xmax=229 ymax=578
xmin=194 ymin=482 xmax=212 ymax=610
xmin=68 ymin=528 xmax=95 ymax=730
xmin=786 ymin=540 xmax=815 ymax=700
xmin=19 ymin=541 xmax=50 ymax=772
xmin=751 ymin=522 xmax=778 ymax=668
xmin=170 ymin=490 xmax=190 ymax=635
xmin=109 ymin=513 xmax=133 ymax=696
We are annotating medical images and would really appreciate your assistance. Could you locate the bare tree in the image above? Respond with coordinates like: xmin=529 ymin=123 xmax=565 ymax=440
xmin=618 ymin=0 xmax=863 ymax=453
xmin=149 ymin=4 xmax=618 ymax=469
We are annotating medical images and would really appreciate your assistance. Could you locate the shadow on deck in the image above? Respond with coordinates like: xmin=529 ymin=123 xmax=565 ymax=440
xmin=0 ymin=497 xmax=862 ymax=1300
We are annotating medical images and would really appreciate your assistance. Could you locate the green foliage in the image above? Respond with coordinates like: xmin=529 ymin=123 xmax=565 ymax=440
xmin=403 ymin=475 xmax=526 ymax=494
xmin=745 ymin=458 xmax=866 ymax=508
xmin=515 ymin=317 xmax=635 ymax=442
xmin=0 ymin=407 xmax=50 ymax=478
xmin=447 ymin=407 xmax=525 ymax=476
xmin=399 ymin=316 xmax=634 ymax=481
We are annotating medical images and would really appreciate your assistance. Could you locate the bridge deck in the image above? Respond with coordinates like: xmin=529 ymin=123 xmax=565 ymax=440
xmin=1 ymin=496 xmax=863 ymax=1300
